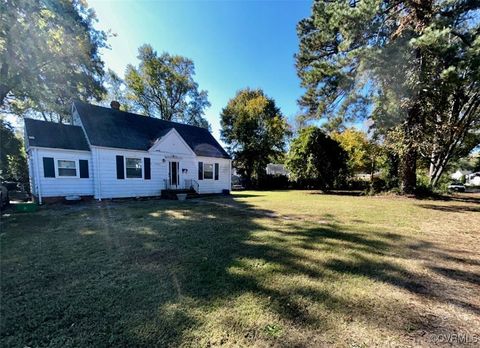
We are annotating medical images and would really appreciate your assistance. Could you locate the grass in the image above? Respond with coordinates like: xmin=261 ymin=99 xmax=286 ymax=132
xmin=1 ymin=190 xmax=479 ymax=347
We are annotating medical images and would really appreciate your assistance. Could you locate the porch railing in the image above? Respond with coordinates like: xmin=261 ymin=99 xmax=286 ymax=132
xmin=163 ymin=179 xmax=199 ymax=193
xmin=184 ymin=179 xmax=199 ymax=193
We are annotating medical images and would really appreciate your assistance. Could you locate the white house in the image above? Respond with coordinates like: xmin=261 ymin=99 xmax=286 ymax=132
xmin=24 ymin=101 xmax=232 ymax=203
xmin=450 ymin=169 xmax=471 ymax=181
xmin=266 ymin=163 xmax=288 ymax=176
xmin=466 ymin=172 xmax=480 ymax=186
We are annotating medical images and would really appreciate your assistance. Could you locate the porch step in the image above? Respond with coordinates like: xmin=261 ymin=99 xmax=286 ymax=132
xmin=161 ymin=189 xmax=198 ymax=200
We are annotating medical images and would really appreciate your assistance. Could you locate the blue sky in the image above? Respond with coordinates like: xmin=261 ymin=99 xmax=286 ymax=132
xmin=89 ymin=0 xmax=312 ymax=141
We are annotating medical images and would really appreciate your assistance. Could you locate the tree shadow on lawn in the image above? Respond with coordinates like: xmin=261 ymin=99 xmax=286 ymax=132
xmin=1 ymin=197 xmax=479 ymax=347
xmin=308 ymin=190 xmax=364 ymax=196
xmin=416 ymin=203 xmax=480 ymax=213
xmin=414 ymin=192 xmax=480 ymax=204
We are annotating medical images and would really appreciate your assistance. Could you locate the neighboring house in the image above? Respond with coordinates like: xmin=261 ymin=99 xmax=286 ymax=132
xmin=466 ymin=172 xmax=480 ymax=186
xmin=266 ymin=163 xmax=288 ymax=176
xmin=353 ymin=173 xmax=381 ymax=181
xmin=24 ymin=101 xmax=231 ymax=203
xmin=450 ymin=169 xmax=472 ymax=181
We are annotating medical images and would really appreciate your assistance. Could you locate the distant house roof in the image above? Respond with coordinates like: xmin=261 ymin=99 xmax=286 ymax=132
xmin=74 ymin=101 xmax=230 ymax=159
xmin=24 ymin=118 xmax=90 ymax=151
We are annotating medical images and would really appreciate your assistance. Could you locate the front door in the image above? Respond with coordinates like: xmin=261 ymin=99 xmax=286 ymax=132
xmin=169 ymin=161 xmax=179 ymax=188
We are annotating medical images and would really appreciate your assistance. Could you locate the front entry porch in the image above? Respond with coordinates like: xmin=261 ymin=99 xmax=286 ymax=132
xmin=161 ymin=179 xmax=199 ymax=199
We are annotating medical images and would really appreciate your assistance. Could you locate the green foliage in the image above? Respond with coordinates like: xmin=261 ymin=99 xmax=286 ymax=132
xmin=264 ymin=324 xmax=283 ymax=338
xmin=220 ymin=88 xmax=290 ymax=187
xmin=124 ymin=44 xmax=210 ymax=128
xmin=474 ymin=155 xmax=480 ymax=172
xmin=295 ymin=0 xmax=480 ymax=192
xmin=286 ymin=127 xmax=349 ymax=190
xmin=101 ymin=69 xmax=134 ymax=112
xmin=331 ymin=128 xmax=382 ymax=175
xmin=0 ymin=0 xmax=107 ymax=123
xmin=0 ymin=118 xmax=28 ymax=184
xmin=379 ymin=151 xmax=400 ymax=191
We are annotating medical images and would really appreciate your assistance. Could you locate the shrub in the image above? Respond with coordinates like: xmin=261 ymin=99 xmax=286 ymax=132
xmin=256 ymin=174 xmax=290 ymax=190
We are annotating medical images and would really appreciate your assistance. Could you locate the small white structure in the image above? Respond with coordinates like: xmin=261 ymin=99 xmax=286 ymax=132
xmin=466 ymin=172 xmax=480 ymax=186
xmin=450 ymin=169 xmax=471 ymax=181
xmin=24 ymin=102 xmax=232 ymax=203
xmin=266 ymin=163 xmax=288 ymax=176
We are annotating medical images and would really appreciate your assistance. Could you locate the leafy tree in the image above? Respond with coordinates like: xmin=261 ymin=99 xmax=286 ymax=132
xmin=220 ymin=88 xmax=290 ymax=187
xmin=331 ymin=128 xmax=382 ymax=177
xmin=286 ymin=127 xmax=348 ymax=191
xmin=125 ymin=44 xmax=210 ymax=128
xmin=0 ymin=119 xmax=28 ymax=184
xmin=451 ymin=154 xmax=479 ymax=173
xmin=407 ymin=2 xmax=480 ymax=187
xmin=473 ymin=155 xmax=480 ymax=172
xmin=296 ymin=0 xmax=480 ymax=194
xmin=0 ymin=0 xmax=107 ymax=123
xmin=101 ymin=69 xmax=134 ymax=112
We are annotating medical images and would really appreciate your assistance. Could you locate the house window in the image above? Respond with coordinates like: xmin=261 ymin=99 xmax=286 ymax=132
xmin=204 ymin=163 xmax=214 ymax=179
xmin=126 ymin=158 xmax=142 ymax=178
xmin=198 ymin=162 xmax=203 ymax=180
xmin=57 ymin=160 xmax=77 ymax=177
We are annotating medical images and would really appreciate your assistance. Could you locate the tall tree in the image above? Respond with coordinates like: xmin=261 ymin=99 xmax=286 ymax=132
xmin=101 ymin=69 xmax=133 ymax=112
xmin=416 ymin=16 xmax=480 ymax=186
xmin=0 ymin=0 xmax=107 ymax=123
xmin=125 ymin=44 xmax=210 ymax=128
xmin=220 ymin=88 xmax=290 ymax=187
xmin=286 ymin=127 xmax=349 ymax=191
xmin=0 ymin=118 xmax=28 ymax=184
xmin=296 ymin=0 xmax=479 ymax=194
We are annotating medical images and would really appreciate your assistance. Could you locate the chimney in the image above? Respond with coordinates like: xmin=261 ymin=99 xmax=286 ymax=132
xmin=110 ymin=100 xmax=120 ymax=110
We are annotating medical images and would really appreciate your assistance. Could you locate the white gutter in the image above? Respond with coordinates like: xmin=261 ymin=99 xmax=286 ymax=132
xmin=94 ymin=148 xmax=102 ymax=201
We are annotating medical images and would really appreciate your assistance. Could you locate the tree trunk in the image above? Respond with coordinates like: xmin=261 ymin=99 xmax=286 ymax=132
xmin=400 ymin=145 xmax=417 ymax=194
xmin=400 ymin=105 xmax=421 ymax=194
xmin=0 ymin=62 xmax=10 ymax=107
xmin=0 ymin=85 xmax=9 ymax=107
xmin=244 ymin=161 xmax=254 ymax=189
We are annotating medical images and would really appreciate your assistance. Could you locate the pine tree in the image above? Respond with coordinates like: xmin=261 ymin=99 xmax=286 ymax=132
xmin=296 ymin=0 xmax=480 ymax=193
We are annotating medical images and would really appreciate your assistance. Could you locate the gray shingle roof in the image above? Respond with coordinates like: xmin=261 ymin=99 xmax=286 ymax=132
xmin=74 ymin=101 xmax=230 ymax=159
xmin=24 ymin=118 xmax=90 ymax=151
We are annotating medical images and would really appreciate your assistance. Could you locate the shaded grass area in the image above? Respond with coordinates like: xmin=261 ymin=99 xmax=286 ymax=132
xmin=1 ymin=191 xmax=479 ymax=347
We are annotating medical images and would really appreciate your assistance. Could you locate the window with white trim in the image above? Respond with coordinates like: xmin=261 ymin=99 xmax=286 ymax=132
xmin=57 ymin=160 xmax=77 ymax=177
xmin=126 ymin=158 xmax=142 ymax=178
xmin=203 ymin=163 xmax=214 ymax=179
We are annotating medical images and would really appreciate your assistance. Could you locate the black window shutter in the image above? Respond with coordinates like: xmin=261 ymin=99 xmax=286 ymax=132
xmin=144 ymin=158 xmax=151 ymax=180
xmin=215 ymin=163 xmax=219 ymax=180
xmin=116 ymin=155 xmax=125 ymax=179
xmin=43 ymin=157 xmax=55 ymax=178
xmin=79 ymin=160 xmax=89 ymax=178
xmin=198 ymin=162 xmax=203 ymax=180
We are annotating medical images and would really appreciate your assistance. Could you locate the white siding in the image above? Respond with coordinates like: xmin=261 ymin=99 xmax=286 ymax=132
xmin=33 ymin=148 xmax=94 ymax=197
xmin=27 ymin=123 xmax=231 ymax=199
xmin=196 ymin=157 xmax=231 ymax=194
xmin=93 ymin=148 xmax=231 ymax=198
xmin=150 ymin=129 xmax=195 ymax=156
xmin=94 ymin=147 xmax=168 ymax=198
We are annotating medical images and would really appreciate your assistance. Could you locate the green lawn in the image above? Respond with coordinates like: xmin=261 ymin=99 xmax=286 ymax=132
xmin=1 ymin=191 xmax=479 ymax=347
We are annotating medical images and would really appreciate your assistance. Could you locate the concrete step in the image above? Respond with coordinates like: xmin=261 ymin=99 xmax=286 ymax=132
xmin=161 ymin=189 xmax=198 ymax=200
